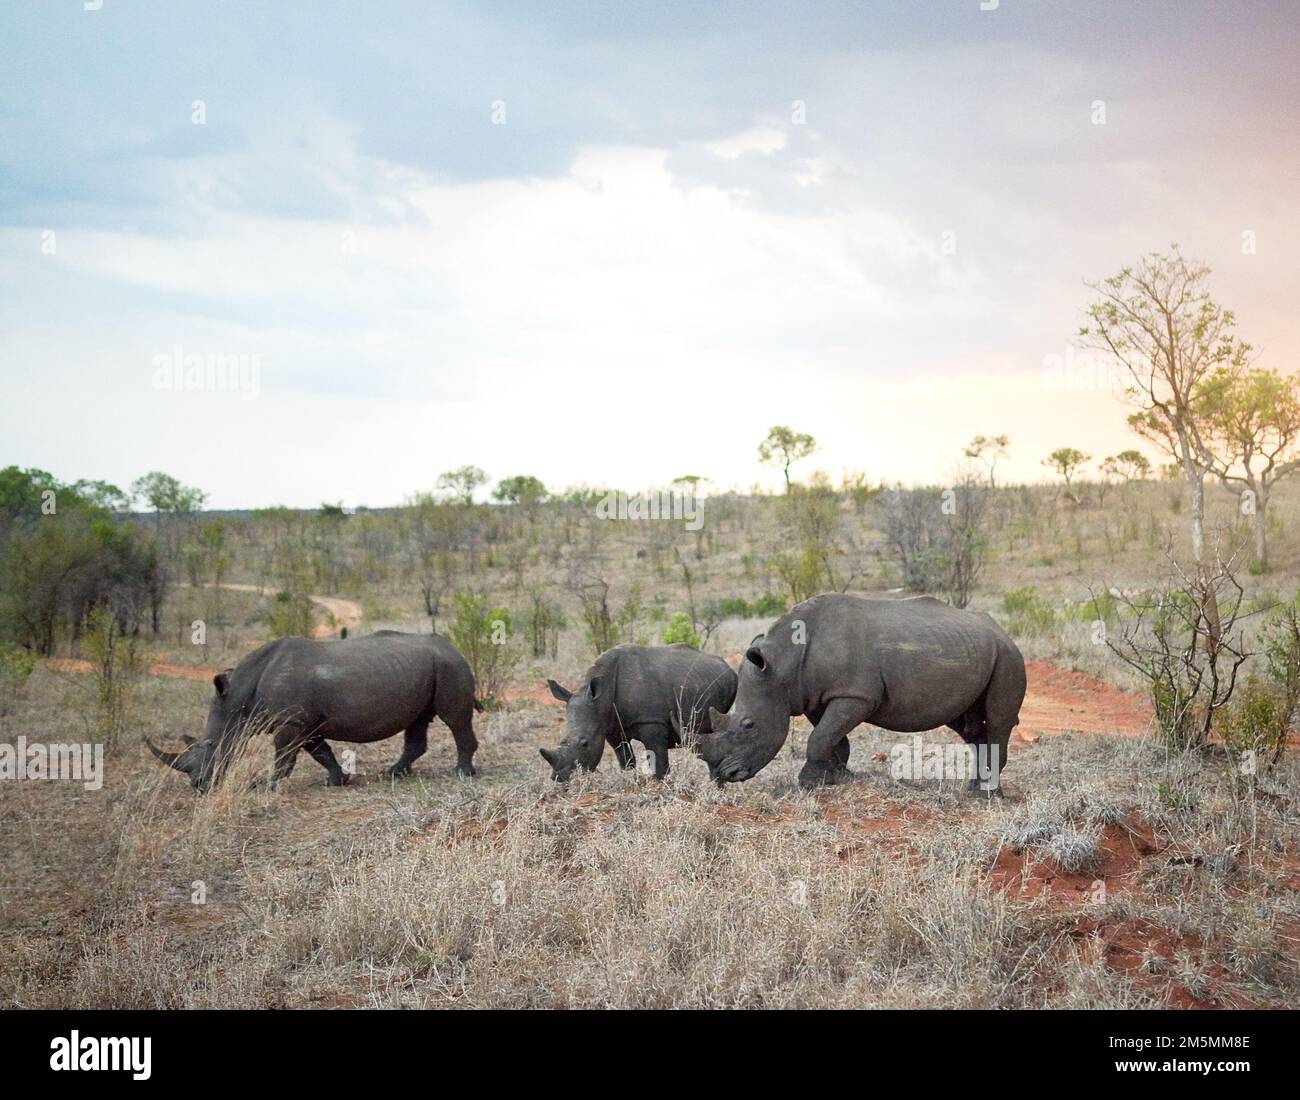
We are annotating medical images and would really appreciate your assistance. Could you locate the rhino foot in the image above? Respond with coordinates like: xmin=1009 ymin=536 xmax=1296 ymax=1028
xmin=385 ymin=763 xmax=413 ymax=779
xmin=326 ymin=772 xmax=351 ymax=787
xmin=452 ymin=763 xmax=477 ymax=779
xmin=799 ymin=762 xmax=855 ymax=789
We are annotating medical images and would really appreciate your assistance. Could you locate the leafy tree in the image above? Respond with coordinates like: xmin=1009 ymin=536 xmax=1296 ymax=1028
xmin=963 ymin=435 xmax=1010 ymax=487
xmin=437 ymin=465 xmax=488 ymax=505
xmin=71 ymin=479 xmax=131 ymax=512
xmin=1196 ymin=366 xmax=1300 ymax=571
xmin=0 ymin=469 xmax=167 ymax=653
xmin=1081 ymin=247 xmax=1250 ymax=564
xmin=758 ymin=426 xmax=817 ymax=491
xmin=1100 ymin=450 xmax=1151 ymax=482
xmin=130 ymin=471 xmax=207 ymax=524
xmin=1042 ymin=448 xmax=1091 ymax=501
xmin=492 ymin=475 xmax=547 ymax=507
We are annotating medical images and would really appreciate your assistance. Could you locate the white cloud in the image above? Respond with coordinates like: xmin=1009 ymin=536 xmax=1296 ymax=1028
xmin=704 ymin=125 xmax=789 ymax=160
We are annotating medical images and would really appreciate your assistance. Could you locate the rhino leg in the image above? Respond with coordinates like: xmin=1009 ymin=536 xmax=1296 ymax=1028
xmin=269 ymin=728 xmax=305 ymax=790
xmin=833 ymin=737 xmax=851 ymax=771
xmin=977 ymin=658 xmax=1024 ymax=797
xmin=608 ymin=732 xmax=636 ymax=770
xmin=439 ymin=705 xmax=478 ymax=778
xmin=305 ymin=736 xmax=350 ymax=786
xmin=799 ymin=697 xmax=874 ymax=789
xmin=385 ymin=722 xmax=429 ymax=778
xmin=637 ymin=724 xmax=672 ymax=779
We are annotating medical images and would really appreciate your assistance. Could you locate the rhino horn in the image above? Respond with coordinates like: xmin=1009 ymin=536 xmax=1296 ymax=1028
xmin=145 ymin=737 xmax=190 ymax=772
xmin=181 ymin=735 xmax=197 ymax=746
xmin=539 ymin=747 xmax=559 ymax=768
xmin=707 ymin=706 xmax=731 ymax=731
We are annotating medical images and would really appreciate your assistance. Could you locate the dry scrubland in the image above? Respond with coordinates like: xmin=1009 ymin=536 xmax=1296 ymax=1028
xmin=3 ymin=479 xmax=1300 ymax=1008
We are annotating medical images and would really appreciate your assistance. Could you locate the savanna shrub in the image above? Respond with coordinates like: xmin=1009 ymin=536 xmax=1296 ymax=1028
xmin=1002 ymin=587 xmax=1055 ymax=637
xmin=1216 ymin=675 xmax=1289 ymax=766
xmin=448 ymin=592 xmax=521 ymax=704
xmin=0 ymin=642 xmax=34 ymax=723
xmin=660 ymin=613 xmax=700 ymax=649
xmin=268 ymin=591 xmax=315 ymax=637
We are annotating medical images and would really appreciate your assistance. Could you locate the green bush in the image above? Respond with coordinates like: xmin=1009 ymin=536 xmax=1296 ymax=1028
xmin=82 ymin=608 xmax=140 ymax=749
xmin=268 ymin=591 xmax=315 ymax=638
xmin=660 ymin=613 xmax=701 ymax=649
xmin=1068 ymin=591 xmax=1119 ymax=626
xmin=1001 ymin=587 xmax=1055 ymax=637
xmin=706 ymin=593 xmax=787 ymax=621
xmin=716 ymin=596 xmax=751 ymax=617
xmin=1216 ymin=676 xmax=1289 ymax=766
xmin=0 ymin=642 xmax=35 ymax=725
xmin=448 ymin=592 xmax=521 ymax=704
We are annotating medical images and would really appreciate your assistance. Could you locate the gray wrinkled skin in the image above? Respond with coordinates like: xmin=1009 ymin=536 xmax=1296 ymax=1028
xmin=541 ymin=644 xmax=737 ymax=780
xmin=146 ymin=631 xmax=480 ymax=791
xmin=696 ymin=594 xmax=1026 ymax=793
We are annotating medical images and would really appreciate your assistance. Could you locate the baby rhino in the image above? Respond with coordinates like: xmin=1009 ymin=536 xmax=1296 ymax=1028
xmin=541 ymin=644 xmax=737 ymax=780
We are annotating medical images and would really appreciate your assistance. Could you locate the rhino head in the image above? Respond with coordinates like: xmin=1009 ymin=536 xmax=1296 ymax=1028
xmin=539 ymin=675 xmax=609 ymax=781
xmin=145 ymin=670 xmax=239 ymax=793
xmin=696 ymin=640 xmax=791 ymax=783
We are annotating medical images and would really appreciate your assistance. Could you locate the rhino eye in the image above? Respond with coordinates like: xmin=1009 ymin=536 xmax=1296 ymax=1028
xmin=740 ymin=717 xmax=755 ymax=732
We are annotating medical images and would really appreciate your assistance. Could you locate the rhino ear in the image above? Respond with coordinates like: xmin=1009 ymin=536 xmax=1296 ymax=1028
xmin=744 ymin=646 xmax=767 ymax=672
xmin=546 ymin=679 xmax=572 ymax=703
xmin=213 ymin=671 xmax=231 ymax=696
xmin=588 ymin=675 xmax=603 ymax=700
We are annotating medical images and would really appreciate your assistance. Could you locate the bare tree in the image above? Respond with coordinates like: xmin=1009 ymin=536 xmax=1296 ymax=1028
xmin=880 ymin=471 xmax=989 ymax=608
xmin=963 ymin=434 xmax=1009 ymax=488
xmin=1105 ymin=536 xmax=1250 ymax=750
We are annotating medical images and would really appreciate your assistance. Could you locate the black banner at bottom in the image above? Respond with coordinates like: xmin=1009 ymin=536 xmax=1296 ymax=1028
xmin=2 ymin=1008 xmax=1287 ymax=1086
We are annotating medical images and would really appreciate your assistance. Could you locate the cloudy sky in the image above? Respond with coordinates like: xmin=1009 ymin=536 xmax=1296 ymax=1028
xmin=2 ymin=0 xmax=1298 ymax=508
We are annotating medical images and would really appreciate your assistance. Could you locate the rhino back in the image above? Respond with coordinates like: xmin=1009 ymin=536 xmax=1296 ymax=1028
xmin=251 ymin=632 xmax=442 ymax=741
xmin=610 ymin=645 xmax=736 ymax=729
xmin=774 ymin=594 xmax=1016 ymax=730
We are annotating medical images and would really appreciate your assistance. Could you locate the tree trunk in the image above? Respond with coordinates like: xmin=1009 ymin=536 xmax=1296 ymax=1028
xmin=1187 ymin=464 xmax=1206 ymax=565
xmin=1254 ymin=488 xmax=1269 ymax=571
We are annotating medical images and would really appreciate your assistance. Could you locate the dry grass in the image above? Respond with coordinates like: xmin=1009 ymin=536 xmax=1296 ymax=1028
xmin=2 ymin=664 xmax=1298 ymax=1010
xmin=3 ymin=480 xmax=1300 ymax=1009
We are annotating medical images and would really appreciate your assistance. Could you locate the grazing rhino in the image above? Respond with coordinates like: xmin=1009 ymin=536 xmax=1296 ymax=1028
xmin=540 ymin=644 xmax=737 ymax=780
xmin=146 ymin=630 xmax=482 ymax=792
xmin=697 ymin=594 xmax=1026 ymax=793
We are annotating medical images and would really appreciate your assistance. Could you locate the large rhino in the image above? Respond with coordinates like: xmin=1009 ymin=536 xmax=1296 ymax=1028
xmin=540 ymin=644 xmax=737 ymax=780
xmin=697 ymin=594 xmax=1026 ymax=792
xmin=146 ymin=630 xmax=481 ymax=792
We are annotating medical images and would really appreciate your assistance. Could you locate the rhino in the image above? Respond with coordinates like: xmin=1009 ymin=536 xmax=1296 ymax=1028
xmin=697 ymin=594 xmax=1026 ymax=792
xmin=146 ymin=630 xmax=482 ymax=792
xmin=540 ymin=644 xmax=737 ymax=780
